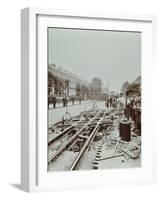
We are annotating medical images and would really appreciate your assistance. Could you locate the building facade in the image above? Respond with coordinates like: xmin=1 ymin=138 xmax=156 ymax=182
xmin=48 ymin=64 xmax=89 ymax=96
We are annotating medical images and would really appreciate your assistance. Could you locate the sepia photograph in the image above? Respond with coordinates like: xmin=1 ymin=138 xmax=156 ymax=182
xmin=47 ymin=27 xmax=141 ymax=172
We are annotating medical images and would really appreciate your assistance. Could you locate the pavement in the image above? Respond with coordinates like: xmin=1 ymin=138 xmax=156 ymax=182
xmin=49 ymin=100 xmax=83 ymax=109
xmin=48 ymin=100 xmax=106 ymax=126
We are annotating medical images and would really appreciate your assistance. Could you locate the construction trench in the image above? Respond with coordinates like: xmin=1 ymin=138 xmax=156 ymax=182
xmin=48 ymin=107 xmax=141 ymax=172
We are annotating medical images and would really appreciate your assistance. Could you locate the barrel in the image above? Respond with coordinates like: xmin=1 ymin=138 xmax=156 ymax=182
xmin=120 ymin=119 xmax=131 ymax=141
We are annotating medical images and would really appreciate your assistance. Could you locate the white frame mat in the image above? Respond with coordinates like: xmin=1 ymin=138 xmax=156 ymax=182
xmin=21 ymin=7 xmax=156 ymax=192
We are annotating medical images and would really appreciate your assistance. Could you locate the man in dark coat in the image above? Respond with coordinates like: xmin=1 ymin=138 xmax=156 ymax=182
xmin=62 ymin=95 xmax=66 ymax=107
xmin=106 ymin=98 xmax=109 ymax=108
xmin=109 ymin=97 xmax=113 ymax=107
xmin=52 ymin=95 xmax=57 ymax=108
xmin=71 ymin=96 xmax=75 ymax=105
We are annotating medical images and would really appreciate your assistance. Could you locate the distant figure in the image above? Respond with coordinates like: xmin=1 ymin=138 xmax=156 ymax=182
xmin=79 ymin=97 xmax=81 ymax=104
xmin=106 ymin=98 xmax=109 ymax=108
xmin=62 ymin=96 xmax=66 ymax=107
xmin=125 ymin=93 xmax=132 ymax=119
xmin=65 ymin=95 xmax=69 ymax=106
xmin=133 ymin=94 xmax=141 ymax=134
xmin=114 ymin=96 xmax=118 ymax=108
xmin=71 ymin=96 xmax=75 ymax=105
xmin=130 ymin=96 xmax=136 ymax=129
xmin=136 ymin=97 xmax=141 ymax=135
xmin=112 ymin=97 xmax=117 ymax=108
xmin=109 ymin=97 xmax=113 ymax=107
xmin=116 ymin=93 xmax=125 ymax=111
xmin=52 ymin=95 xmax=57 ymax=108
xmin=48 ymin=96 xmax=52 ymax=109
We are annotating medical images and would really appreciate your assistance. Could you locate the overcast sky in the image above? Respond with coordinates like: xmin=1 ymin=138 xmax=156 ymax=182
xmin=48 ymin=28 xmax=141 ymax=92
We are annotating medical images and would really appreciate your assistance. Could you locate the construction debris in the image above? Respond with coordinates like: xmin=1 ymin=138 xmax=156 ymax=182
xmin=48 ymin=107 xmax=141 ymax=171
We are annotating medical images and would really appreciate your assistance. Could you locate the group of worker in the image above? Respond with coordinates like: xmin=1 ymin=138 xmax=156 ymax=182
xmin=106 ymin=94 xmax=125 ymax=110
xmin=106 ymin=96 xmax=117 ymax=108
xmin=125 ymin=93 xmax=141 ymax=135
xmin=106 ymin=92 xmax=141 ymax=135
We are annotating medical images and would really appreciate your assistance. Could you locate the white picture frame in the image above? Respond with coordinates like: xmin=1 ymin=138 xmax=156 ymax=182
xmin=21 ymin=7 xmax=156 ymax=192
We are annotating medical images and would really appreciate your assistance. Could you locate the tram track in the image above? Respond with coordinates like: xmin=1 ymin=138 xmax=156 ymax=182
xmin=48 ymin=110 xmax=96 ymax=148
xmin=48 ymin=109 xmax=108 ymax=171
xmin=68 ymin=110 xmax=107 ymax=170
xmin=48 ymin=110 xmax=103 ymax=164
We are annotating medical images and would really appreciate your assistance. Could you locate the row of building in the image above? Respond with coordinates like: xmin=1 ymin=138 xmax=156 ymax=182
xmin=48 ymin=63 xmax=89 ymax=97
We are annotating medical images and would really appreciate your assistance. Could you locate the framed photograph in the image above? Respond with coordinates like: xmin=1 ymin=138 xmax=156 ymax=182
xmin=21 ymin=8 xmax=156 ymax=192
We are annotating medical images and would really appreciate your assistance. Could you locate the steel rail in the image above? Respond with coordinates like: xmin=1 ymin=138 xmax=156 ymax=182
xmin=48 ymin=111 xmax=95 ymax=146
xmin=48 ymin=111 xmax=101 ymax=164
xmin=69 ymin=110 xmax=107 ymax=171
xmin=48 ymin=125 xmax=74 ymax=146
